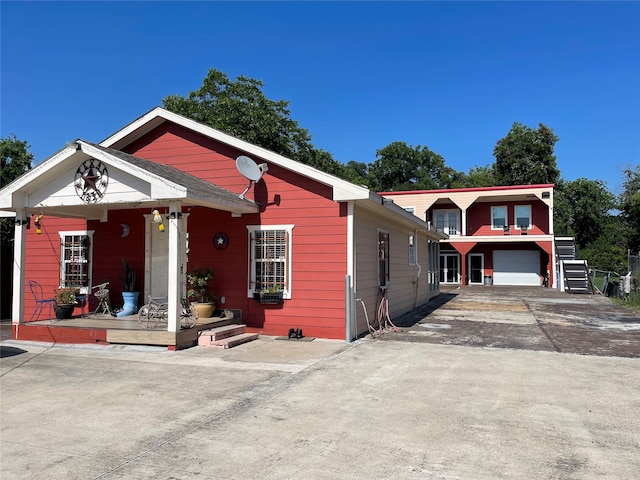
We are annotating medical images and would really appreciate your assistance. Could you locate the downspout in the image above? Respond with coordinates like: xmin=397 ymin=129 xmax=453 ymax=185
xmin=345 ymin=201 xmax=356 ymax=342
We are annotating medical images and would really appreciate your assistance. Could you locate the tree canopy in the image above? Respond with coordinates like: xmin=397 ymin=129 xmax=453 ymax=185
xmin=619 ymin=165 xmax=640 ymax=252
xmin=554 ymin=178 xmax=616 ymax=249
xmin=1 ymin=134 xmax=33 ymax=188
xmin=367 ymin=142 xmax=452 ymax=192
xmin=1 ymin=134 xmax=34 ymax=244
xmin=493 ymin=122 xmax=560 ymax=186
xmin=162 ymin=68 xmax=347 ymax=176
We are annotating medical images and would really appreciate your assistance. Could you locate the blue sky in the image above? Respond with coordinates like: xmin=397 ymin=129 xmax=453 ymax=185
xmin=1 ymin=1 xmax=638 ymax=194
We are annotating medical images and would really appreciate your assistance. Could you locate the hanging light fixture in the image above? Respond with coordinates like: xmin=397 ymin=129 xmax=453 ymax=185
xmin=34 ymin=213 xmax=44 ymax=234
xmin=152 ymin=209 xmax=165 ymax=232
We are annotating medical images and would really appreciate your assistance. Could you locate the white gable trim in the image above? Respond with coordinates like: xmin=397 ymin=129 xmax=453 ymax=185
xmin=77 ymin=141 xmax=187 ymax=199
xmin=101 ymin=107 xmax=370 ymax=202
xmin=0 ymin=140 xmax=258 ymax=215
xmin=0 ymin=144 xmax=77 ymax=207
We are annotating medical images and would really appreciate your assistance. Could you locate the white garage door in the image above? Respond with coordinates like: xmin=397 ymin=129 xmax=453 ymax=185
xmin=493 ymin=250 xmax=540 ymax=286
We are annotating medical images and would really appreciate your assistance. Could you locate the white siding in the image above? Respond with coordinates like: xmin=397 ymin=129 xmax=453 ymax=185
xmin=353 ymin=205 xmax=431 ymax=336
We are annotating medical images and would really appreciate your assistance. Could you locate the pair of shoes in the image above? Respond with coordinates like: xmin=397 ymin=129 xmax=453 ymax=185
xmin=288 ymin=328 xmax=303 ymax=339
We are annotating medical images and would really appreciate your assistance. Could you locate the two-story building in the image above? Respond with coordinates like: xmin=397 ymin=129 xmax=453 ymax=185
xmin=381 ymin=184 xmax=556 ymax=288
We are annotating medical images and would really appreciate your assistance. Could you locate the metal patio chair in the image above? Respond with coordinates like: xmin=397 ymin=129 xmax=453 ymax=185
xmin=28 ymin=280 xmax=56 ymax=322
xmin=93 ymin=282 xmax=114 ymax=316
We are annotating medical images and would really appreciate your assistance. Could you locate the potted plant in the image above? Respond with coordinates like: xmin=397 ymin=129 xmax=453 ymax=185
xmin=53 ymin=287 xmax=79 ymax=319
xmin=116 ymin=258 xmax=139 ymax=317
xmin=187 ymin=267 xmax=216 ymax=318
xmin=253 ymin=285 xmax=284 ymax=304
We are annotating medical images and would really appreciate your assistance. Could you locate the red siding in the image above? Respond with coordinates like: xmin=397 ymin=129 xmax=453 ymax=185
xmin=127 ymin=124 xmax=349 ymax=339
xmin=466 ymin=200 xmax=550 ymax=236
xmin=88 ymin=209 xmax=146 ymax=301
xmin=23 ymin=217 xmax=87 ymax=321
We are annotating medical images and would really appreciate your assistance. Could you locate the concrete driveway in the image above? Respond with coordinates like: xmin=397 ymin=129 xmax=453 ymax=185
xmin=388 ymin=286 xmax=640 ymax=358
xmin=1 ymin=287 xmax=639 ymax=479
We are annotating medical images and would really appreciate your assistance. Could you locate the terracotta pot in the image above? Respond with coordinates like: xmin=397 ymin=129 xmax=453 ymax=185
xmin=193 ymin=302 xmax=215 ymax=318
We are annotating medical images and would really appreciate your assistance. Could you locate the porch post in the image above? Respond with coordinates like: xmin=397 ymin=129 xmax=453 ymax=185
xmin=461 ymin=208 xmax=467 ymax=236
xmin=12 ymin=207 xmax=27 ymax=325
xmin=166 ymin=201 xmax=182 ymax=333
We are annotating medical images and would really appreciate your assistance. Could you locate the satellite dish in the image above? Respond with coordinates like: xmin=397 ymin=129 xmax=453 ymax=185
xmin=236 ymin=156 xmax=262 ymax=181
xmin=236 ymin=155 xmax=268 ymax=199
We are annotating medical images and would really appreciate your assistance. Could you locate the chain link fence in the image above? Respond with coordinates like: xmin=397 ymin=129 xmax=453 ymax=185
xmin=589 ymin=251 xmax=639 ymax=306
xmin=628 ymin=251 xmax=640 ymax=304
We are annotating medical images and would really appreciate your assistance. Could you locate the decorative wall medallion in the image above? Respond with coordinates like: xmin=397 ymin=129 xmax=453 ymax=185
xmin=74 ymin=159 xmax=108 ymax=204
xmin=213 ymin=232 xmax=229 ymax=250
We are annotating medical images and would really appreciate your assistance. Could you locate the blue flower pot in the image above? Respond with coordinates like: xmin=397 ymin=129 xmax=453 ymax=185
xmin=117 ymin=292 xmax=139 ymax=317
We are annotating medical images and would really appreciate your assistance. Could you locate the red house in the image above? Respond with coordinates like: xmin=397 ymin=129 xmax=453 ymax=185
xmin=1 ymin=107 xmax=446 ymax=348
xmin=381 ymin=185 xmax=557 ymax=288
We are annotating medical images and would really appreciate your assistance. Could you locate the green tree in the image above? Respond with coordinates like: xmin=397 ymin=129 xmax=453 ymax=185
xmin=1 ymin=134 xmax=33 ymax=244
xmin=579 ymin=217 xmax=627 ymax=273
xmin=493 ymin=122 xmax=560 ymax=186
xmin=367 ymin=141 xmax=450 ymax=192
xmin=619 ymin=165 xmax=640 ymax=252
xmin=554 ymin=178 xmax=616 ymax=250
xmin=341 ymin=160 xmax=370 ymax=186
xmin=453 ymin=165 xmax=497 ymax=188
xmin=162 ymin=68 xmax=344 ymax=174
xmin=1 ymin=134 xmax=33 ymax=188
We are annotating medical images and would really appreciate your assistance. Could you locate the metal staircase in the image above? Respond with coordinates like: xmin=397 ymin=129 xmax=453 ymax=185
xmin=555 ymin=237 xmax=592 ymax=294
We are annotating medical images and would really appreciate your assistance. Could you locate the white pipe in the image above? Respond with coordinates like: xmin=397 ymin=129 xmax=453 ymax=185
xmin=413 ymin=228 xmax=429 ymax=309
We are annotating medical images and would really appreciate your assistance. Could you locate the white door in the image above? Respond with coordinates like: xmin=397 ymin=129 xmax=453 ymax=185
xmin=150 ymin=225 xmax=169 ymax=298
xmin=439 ymin=253 xmax=460 ymax=284
xmin=468 ymin=253 xmax=484 ymax=285
xmin=493 ymin=250 xmax=540 ymax=286
xmin=146 ymin=214 xmax=188 ymax=299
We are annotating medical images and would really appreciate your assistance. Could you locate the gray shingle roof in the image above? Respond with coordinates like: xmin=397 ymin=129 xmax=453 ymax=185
xmin=82 ymin=141 xmax=255 ymax=205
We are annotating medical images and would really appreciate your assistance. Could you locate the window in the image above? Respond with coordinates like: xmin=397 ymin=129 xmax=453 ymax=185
xmin=247 ymin=225 xmax=293 ymax=298
xmin=428 ymin=239 xmax=440 ymax=291
xmin=491 ymin=206 xmax=507 ymax=229
xmin=515 ymin=205 xmax=531 ymax=229
xmin=433 ymin=209 xmax=460 ymax=235
xmin=59 ymin=231 xmax=94 ymax=293
xmin=409 ymin=234 xmax=417 ymax=265
xmin=378 ymin=230 xmax=390 ymax=287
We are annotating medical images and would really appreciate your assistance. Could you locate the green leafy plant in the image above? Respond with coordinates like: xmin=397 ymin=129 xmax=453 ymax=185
xmin=258 ymin=285 xmax=283 ymax=294
xmin=187 ymin=267 xmax=215 ymax=303
xmin=54 ymin=287 xmax=79 ymax=306
xmin=118 ymin=258 xmax=136 ymax=292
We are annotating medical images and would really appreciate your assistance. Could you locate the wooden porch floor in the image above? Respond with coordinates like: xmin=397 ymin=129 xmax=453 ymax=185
xmin=13 ymin=310 xmax=240 ymax=350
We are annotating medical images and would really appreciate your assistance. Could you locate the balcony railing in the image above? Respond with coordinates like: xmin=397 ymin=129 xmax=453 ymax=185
xmin=434 ymin=223 xmax=460 ymax=236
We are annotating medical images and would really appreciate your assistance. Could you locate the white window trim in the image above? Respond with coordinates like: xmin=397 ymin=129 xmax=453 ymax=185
xmin=409 ymin=234 xmax=417 ymax=266
xmin=514 ymin=205 xmax=532 ymax=230
xmin=433 ymin=208 xmax=460 ymax=236
xmin=58 ymin=230 xmax=95 ymax=294
xmin=491 ymin=206 xmax=508 ymax=230
xmin=247 ymin=224 xmax=294 ymax=299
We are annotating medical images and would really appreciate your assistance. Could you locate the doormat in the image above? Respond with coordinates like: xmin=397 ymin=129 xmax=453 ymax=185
xmin=275 ymin=336 xmax=316 ymax=342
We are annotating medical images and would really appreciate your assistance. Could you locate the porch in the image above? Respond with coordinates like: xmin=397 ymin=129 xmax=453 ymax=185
xmin=11 ymin=309 xmax=254 ymax=351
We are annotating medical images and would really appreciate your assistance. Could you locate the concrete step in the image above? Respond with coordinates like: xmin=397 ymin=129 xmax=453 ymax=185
xmin=198 ymin=324 xmax=246 ymax=344
xmin=209 ymin=332 xmax=260 ymax=349
xmin=197 ymin=324 xmax=260 ymax=349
